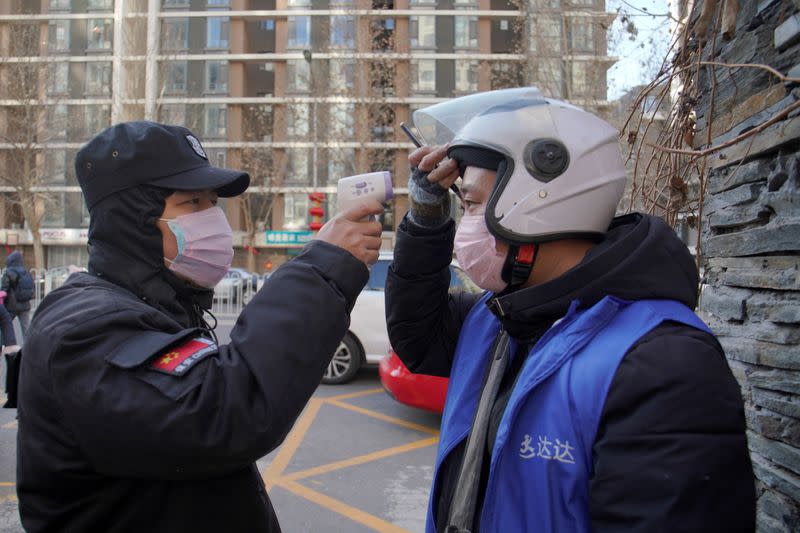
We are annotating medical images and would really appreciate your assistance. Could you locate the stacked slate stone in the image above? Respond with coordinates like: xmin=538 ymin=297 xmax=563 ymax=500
xmin=694 ymin=1 xmax=800 ymax=531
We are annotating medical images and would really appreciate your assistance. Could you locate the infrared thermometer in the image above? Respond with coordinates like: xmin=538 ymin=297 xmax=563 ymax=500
xmin=336 ymin=171 xmax=394 ymax=214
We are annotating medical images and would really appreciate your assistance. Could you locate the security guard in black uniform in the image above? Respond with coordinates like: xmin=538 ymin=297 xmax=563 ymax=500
xmin=16 ymin=121 xmax=384 ymax=532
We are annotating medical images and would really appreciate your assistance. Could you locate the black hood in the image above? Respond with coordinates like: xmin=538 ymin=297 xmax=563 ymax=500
xmin=492 ymin=213 xmax=700 ymax=341
xmin=86 ymin=185 xmax=213 ymax=328
xmin=6 ymin=251 xmax=23 ymax=268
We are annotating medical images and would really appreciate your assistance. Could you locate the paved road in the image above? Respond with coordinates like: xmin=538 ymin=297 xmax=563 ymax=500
xmin=0 ymin=318 xmax=440 ymax=532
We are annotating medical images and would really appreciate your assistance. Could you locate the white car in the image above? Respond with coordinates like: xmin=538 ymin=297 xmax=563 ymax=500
xmin=322 ymin=252 xmax=477 ymax=384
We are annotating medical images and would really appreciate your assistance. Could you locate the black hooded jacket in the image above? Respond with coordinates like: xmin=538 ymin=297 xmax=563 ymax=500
xmin=17 ymin=186 xmax=369 ymax=533
xmin=2 ymin=250 xmax=34 ymax=314
xmin=386 ymin=213 xmax=756 ymax=533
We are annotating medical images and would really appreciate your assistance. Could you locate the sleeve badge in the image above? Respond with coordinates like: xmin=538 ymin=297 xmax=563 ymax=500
xmin=150 ymin=337 xmax=216 ymax=376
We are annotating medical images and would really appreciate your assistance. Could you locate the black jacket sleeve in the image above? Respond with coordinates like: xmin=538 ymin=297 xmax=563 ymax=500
xmin=44 ymin=240 xmax=368 ymax=480
xmin=589 ymin=322 xmax=756 ymax=533
xmin=385 ymin=216 xmax=482 ymax=377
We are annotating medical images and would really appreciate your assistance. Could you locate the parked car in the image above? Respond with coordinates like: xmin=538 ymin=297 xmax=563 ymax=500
xmin=215 ymin=268 xmax=258 ymax=304
xmin=379 ymin=349 xmax=448 ymax=414
xmin=322 ymin=253 xmax=478 ymax=384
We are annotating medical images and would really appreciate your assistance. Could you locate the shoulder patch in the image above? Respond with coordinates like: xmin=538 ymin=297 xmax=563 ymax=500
xmin=150 ymin=337 xmax=215 ymax=376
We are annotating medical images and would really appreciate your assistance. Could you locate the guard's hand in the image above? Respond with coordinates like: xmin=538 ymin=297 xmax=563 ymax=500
xmin=409 ymin=145 xmax=460 ymax=195
xmin=315 ymin=201 xmax=384 ymax=267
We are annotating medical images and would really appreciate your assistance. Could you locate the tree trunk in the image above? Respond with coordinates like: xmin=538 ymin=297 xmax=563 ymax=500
xmin=245 ymin=233 xmax=257 ymax=272
xmin=19 ymin=202 xmax=44 ymax=269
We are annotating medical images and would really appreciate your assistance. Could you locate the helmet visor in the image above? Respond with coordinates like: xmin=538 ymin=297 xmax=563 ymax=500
xmin=412 ymin=87 xmax=545 ymax=146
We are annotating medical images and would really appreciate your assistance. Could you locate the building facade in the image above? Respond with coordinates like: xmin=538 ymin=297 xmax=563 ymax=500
xmin=0 ymin=0 xmax=613 ymax=271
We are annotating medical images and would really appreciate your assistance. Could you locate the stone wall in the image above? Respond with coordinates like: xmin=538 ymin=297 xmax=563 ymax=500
xmin=694 ymin=1 xmax=800 ymax=531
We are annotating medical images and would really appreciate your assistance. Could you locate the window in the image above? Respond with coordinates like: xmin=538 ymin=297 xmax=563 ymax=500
xmin=327 ymin=148 xmax=356 ymax=185
xmin=285 ymin=104 xmax=309 ymax=138
xmin=369 ymin=105 xmax=393 ymax=142
xmin=491 ymin=62 xmax=524 ymax=89
xmin=205 ymin=105 xmax=228 ymax=138
xmin=283 ymin=193 xmax=309 ymax=229
xmin=164 ymin=0 xmax=190 ymax=5
xmin=455 ymin=59 xmax=478 ymax=93
xmin=330 ymin=16 xmax=355 ymax=48
xmin=206 ymin=148 xmax=227 ymax=168
xmin=569 ymin=20 xmax=594 ymax=52
xmin=49 ymin=104 xmax=69 ymax=138
xmin=286 ymin=150 xmax=310 ymax=184
xmin=454 ymin=16 xmax=478 ymax=49
xmin=87 ymin=18 xmax=113 ymax=50
xmin=85 ymin=104 xmax=111 ymax=137
xmin=87 ymin=0 xmax=113 ymax=9
xmin=329 ymin=103 xmax=354 ymax=138
xmin=207 ymin=0 xmax=229 ymax=5
xmin=286 ymin=60 xmax=310 ymax=93
xmin=410 ymin=59 xmax=436 ymax=93
xmin=47 ymin=63 xmax=69 ymax=94
xmin=409 ymin=16 xmax=436 ymax=48
xmin=42 ymin=194 xmax=66 ymax=228
xmin=329 ymin=60 xmax=355 ymax=93
xmin=206 ymin=60 xmax=228 ymax=93
xmin=48 ymin=20 xmax=70 ymax=52
xmin=159 ymin=103 xmax=187 ymax=125
xmin=49 ymin=0 xmax=70 ymax=10
xmin=44 ymin=150 xmax=67 ymax=185
xmin=207 ymin=17 xmax=230 ymax=49
xmin=570 ymin=61 xmax=589 ymax=96
xmin=164 ymin=61 xmax=187 ymax=93
xmin=163 ymin=18 xmax=189 ymax=50
xmin=499 ymin=20 xmax=509 ymax=31
xmin=86 ymin=62 xmax=112 ymax=95
xmin=287 ymin=16 xmax=311 ymax=49
xmin=531 ymin=15 xmax=562 ymax=54
xmin=261 ymin=20 xmax=275 ymax=31
xmin=287 ymin=0 xmax=311 ymax=5
xmin=538 ymin=58 xmax=564 ymax=97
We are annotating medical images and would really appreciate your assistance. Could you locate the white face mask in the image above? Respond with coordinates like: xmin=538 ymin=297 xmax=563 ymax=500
xmin=160 ymin=206 xmax=233 ymax=288
xmin=454 ymin=214 xmax=508 ymax=293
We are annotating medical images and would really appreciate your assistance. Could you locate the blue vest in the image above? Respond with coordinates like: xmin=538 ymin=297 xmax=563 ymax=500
xmin=428 ymin=295 xmax=711 ymax=533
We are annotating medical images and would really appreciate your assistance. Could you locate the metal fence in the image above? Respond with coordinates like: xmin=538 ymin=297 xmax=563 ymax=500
xmin=27 ymin=268 xmax=257 ymax=318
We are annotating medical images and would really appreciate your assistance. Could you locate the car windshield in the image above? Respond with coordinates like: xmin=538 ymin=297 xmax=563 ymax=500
xmin=365 ymin=259 xmax=479 ymax=293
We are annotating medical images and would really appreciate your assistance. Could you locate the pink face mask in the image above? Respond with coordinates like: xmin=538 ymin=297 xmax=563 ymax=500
xmin=454 ymin=214 xmax=508 ymax=293
xmin=161 ymin=206 xmax=234 ymax=289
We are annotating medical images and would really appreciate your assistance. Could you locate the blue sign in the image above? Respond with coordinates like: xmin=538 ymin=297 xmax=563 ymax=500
xmin=265 ymin=230 xmax=314 ymax=246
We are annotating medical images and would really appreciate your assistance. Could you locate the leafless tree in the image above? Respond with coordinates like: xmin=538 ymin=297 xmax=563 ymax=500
xmin=0 ymin=22 xmax=65 ymax=268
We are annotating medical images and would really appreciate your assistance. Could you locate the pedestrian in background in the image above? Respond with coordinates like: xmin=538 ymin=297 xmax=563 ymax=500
xmin=386 ymin=88 xmax=755 ymax=532
xmin=16 ymin=121 xmax=383 ymax=532
xmin=1 ymin=251 xmax=33 ymax=339
xmin=0 ymin=290 xmax=18 ymax=353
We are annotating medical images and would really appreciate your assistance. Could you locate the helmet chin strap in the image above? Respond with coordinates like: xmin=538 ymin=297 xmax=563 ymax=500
xmin=502 ymin=243 xmax=538 ymax=289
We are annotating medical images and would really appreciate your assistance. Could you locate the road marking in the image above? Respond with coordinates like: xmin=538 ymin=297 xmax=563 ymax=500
xmin=263 ymin=398 xmax=323 ymax=490
xmin=281 ymin=437 xmax=439 ymax=483
xmin=0 ymin=483 xmax=14 ymax=487
xmin=263 ymin=389 xmax=440 ymax=531
xmin=279 ymin=480 xmax=412 ymax=533
xmin=326 ymin=387 xmax=384 ymax=402
xmin=328 ymin=399 xmax=439 ymax=435
xmin=2 ymin=420 xmax=17 ymax=429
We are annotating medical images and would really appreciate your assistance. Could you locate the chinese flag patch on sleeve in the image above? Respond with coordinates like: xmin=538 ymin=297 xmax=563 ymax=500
xmin=150 ymin=337 xmax=216 ymax=376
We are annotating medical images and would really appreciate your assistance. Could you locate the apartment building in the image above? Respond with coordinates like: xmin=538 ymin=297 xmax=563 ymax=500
xmin=0 ymin=0 xmax=614 ymax=271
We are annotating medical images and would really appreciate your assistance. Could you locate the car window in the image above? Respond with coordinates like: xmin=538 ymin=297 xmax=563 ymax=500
xmin=364 ymin=259 xmax=480 ymax=294
xmin=449 ymin=265 xmax=480 ymax=294
xmin=366 ymin=259 xmax=391 ymax=291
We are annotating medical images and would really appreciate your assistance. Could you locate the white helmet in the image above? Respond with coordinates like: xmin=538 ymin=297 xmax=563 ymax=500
xmin=413 ymin=87 xmax=626 ymax=245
